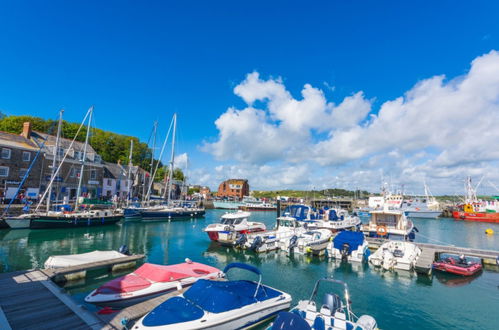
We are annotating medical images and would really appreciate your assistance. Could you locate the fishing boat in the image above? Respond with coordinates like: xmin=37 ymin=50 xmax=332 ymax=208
xmin=280 ymin=229 xmax=332 ymax=255
xmin=401 ymin=184 xmax=442 ymax=219
xmin=369 ymin=241 xmax=421 ymax=271
xmin=452 ymin=177 xmax=499 ymax=223
xmin=203 ymin=211 xmax=266 ymax=242
xmin=327 ymin=231 xmax=369 ymax=262
xmin=432 ymin=255 xmax=482 ymax=276
xmin=238 ymin=201 xmax=277 ymax=211
xmin=361 ymin=208 xmax=416 ymax=240
xmin=267 ymin=277 xmax=377 ymax=330
xmin=85 ymin=259 xmax=222 ymax=307
xmin=133 ymin=262 xmax=292 ymax=330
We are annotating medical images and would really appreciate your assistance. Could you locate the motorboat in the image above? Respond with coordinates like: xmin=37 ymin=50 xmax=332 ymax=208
xmin=369 ymin=241 xmax=421 ymax=271
xmin=85 ymin=259 xmax=222 ymax=307
xmin=203 ymin=211 xmax=266 ymax=242
xmin=361 ymin=208 xmax=416 ymax=240
xmin=238 ymin=217 xmax=306 ymax=253
xmin=133 ymin=262 xmax=291 ymax=329
xmin=239 ymin=201 xmax=277 ymax=211
xmin=267 ymin=277 xmax=377 ymax=330
xmin=307 ymin=209 xmax=362 ymax=232
xmin=432 ymin=255 xmax=482 ymax=276
xmin=280 ymin=229 xmax=332 ymax=255
xmin=328 ymin=231 xmax=369 ymax=262
xmin=44 ymin=249 xmax=129 ymax=269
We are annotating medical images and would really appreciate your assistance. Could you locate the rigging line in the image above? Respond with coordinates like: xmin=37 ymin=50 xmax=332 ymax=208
xmin=415 ymin=232 xmax=456 ymax=247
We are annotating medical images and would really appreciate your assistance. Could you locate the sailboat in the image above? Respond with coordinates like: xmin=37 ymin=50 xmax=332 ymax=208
xmin=5 ymin=107 xmax=123 ymax=229
xmin=139 ymin=113 xmax=205 ymax=220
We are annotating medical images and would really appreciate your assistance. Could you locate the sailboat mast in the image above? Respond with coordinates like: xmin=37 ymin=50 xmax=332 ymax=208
xmin=166 ymin=113 xmax=177 ymax=205
xmin=126 ymin=139 xmax=134 ymax=206
xmin=47 ymin=109 xmax=63 ymax=213
xmin=75 ymin=106 xmax=93 ymax=210
xmin=144 ymin=121 xmax=157 ymax=204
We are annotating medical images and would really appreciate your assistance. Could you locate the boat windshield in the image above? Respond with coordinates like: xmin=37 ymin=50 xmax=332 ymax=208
xmin=373 ymin=213 xmax=399 ymax=227
xmin=221 ymin=218 xmax=245 ymax=225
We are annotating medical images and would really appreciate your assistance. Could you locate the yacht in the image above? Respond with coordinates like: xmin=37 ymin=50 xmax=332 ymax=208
xmin=361 ymin=208 xmax=415 ymax=240
xmin=203 ymin=211 xmax=266 ymax=242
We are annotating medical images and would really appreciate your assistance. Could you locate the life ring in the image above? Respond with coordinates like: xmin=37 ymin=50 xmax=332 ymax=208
xmin=376 ymin=225 xmax=388 ymax=236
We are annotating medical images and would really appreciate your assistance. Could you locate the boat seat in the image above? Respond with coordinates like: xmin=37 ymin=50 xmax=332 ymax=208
xmin=305 ymin=301 xmax=317 ymax=321
xmin=312 ymin=316 xmax=325 ymax=330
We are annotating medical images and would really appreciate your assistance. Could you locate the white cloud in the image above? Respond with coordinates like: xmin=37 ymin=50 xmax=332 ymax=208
xmin=201 ymin=51 xmax=499 ymax=194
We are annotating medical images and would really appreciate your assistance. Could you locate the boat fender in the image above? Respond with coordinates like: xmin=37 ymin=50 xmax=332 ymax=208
xmin=118 ymin=245 xmax=131 ymax=256
xmin=176 ymin=282 xmax=183 ymax=291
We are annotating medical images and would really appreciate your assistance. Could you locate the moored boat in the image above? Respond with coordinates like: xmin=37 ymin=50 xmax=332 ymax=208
xmin=307 ymin=209 xmax=362 ymax=232
xmin=267 ymin=277 xmax=377 ymax=330
xmin=432 ymin=255 xmax=482 ymax=276
xmin=280 ymin=229 xmax=332 ymax=255
xmin=133 ymin=262 xmax=291 ymax=329
xmin=203 ymin=211 xmax=266 ymax=242
xmin=85 ymin=259 xmax=222 ymax=307
xmin=327 ymin=231 xmax=369 ymax=262
xmin=45 ymin=250 xmax=128 ymax=269
xmin=238 ymin=201 xmax=277 ymax=211
xmin=369 ymin=241 xmax=421 ymax=271
xmin=361 ymin=208 xmax=416 ymax=240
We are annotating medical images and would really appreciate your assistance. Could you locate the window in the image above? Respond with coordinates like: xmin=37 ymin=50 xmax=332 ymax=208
xmin=57 ymin=147 xmax=64 ymax=157
xmin=69 ymin=167 xmax=77 ymax=178
xmin=1 ymin=148 xmax=11 ymax=159
xmin=94 ymin=155 xmax=102 ymax=163
xmin=19 ymin=168 xmax=28 ymax=178
xmin=90 ymin=169 xmax=97 ymax=180
xmin=107 ymin=179 xmax=112 ymax=186
xmin=0 ymin=166 xmax=9 ymax=177
xmin=22 ymin=151 xmax=31 ymax=162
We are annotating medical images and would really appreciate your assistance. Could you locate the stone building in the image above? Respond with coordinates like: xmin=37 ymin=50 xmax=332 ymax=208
xmin=216 ymin=179 xmax=249 ymax=199
xmin=102 ymin=162 xmax=133 ymax=200
xmin=0 ymin=129 xmax=43 ymax=200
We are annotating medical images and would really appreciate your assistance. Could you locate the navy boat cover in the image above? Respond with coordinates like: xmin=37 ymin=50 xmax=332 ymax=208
xmin=142 ymin=296 xmax=204 ymax=327
xmin=333 ymin=231 xmax=364 ymax=252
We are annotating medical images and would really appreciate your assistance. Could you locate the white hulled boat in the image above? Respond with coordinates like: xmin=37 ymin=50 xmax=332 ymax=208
xmin=204 ymin=211 xmax=266 ymax=242
xmin=280 ymin=229 xmax=332 ymax=255
xmin=361 ymin=208 xmax=415 ymax=240
xmin=369 ymin=241 xmax=421 ymax=271
xmin=327 ymin=231 xmax=369 ymax=262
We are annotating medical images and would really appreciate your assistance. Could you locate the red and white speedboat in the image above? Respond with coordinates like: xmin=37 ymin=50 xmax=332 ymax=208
xmin=204 ymin=211 xmax=266 ymax=242
xmin=432 ymin=256 xmax=482 ymax=276
xmin=85 ymin=259 xmax=222 ymax=307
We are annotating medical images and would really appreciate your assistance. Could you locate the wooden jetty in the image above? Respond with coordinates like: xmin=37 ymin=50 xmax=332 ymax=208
xmin=366 ymin=237 xmax=499 ymax=275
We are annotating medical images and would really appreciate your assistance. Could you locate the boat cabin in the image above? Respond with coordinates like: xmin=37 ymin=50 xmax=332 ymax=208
xmin=282 ymin=205 xmax=318 ymax=221
xmin=220 ymin=211 xmax=251 ymax=225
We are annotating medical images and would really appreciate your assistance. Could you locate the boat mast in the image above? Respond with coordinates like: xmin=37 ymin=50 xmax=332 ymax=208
xmin=75 ymin=106 xmax=93 ymax=211
xmin=46 ymin=109 xmax=63 ymax=213
xmin=144 ymin=121 xmax=157 ymax=205
xmin=166 ymin=113 xmax=177 ymax=205
xmin=126 ymin=139 xmax=134 ymax=206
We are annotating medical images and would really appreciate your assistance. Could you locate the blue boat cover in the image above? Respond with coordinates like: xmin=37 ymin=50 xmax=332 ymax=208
xmin=223 ymin=262 xmax=261 ymax=276
xmin=184 ymin=279 xmax=282 ymax=313
xmin=272 ymin=312 xmax=311 ymax=330
xmin=142 ymin=296 xmax=204 ymax=327
xmin=333 ymin=231 xmax=364 ymax=252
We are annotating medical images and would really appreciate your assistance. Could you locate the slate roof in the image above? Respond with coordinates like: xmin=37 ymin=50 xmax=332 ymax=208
xmin=0 ymin=131 xmax=38 ymax=150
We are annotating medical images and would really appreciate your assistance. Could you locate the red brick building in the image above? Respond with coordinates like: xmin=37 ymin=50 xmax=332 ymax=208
xmin=216 ymin=179 xmax=249 ymax=199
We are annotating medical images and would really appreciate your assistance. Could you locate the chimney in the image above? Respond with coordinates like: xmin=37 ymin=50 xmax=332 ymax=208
xmin=21 ymin=122 xmax=32 ymax=139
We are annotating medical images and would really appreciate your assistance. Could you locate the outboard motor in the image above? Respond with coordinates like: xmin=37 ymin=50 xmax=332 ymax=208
xmin=341 ymin=243 xmax=350 ymax=260
xmin=322 ymin=293 xmax=342 ymax=314
xmin=118 ymin=245 xmax=131 ymax=256
xmin=250 ymin=236 xmax=263 ymax=251
xmin=235 ymin=233 xmax=247 ymax=248
xmin=288 ymin=235 xmax=299 ymax=252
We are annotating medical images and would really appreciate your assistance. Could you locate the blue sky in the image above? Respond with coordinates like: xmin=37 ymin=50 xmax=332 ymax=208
xmin=1 ymin=1 xmax=499 ymax=194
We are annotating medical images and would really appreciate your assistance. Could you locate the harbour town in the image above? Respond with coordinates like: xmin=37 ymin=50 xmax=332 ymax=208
xmin=1 ymin=2 xmax=499 ymax=330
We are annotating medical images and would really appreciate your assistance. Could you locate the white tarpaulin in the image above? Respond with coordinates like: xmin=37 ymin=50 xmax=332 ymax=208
xmin=44 ymin=250 xmax=126 ymax=269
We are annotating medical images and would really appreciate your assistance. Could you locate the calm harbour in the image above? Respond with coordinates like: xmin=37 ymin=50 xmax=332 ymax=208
xmin=1 ymin=210 xmax=498 ymax=330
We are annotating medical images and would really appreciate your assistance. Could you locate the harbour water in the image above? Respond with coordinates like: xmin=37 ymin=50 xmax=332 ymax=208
xmin=1 ymin=210 xmax=498 ymax=329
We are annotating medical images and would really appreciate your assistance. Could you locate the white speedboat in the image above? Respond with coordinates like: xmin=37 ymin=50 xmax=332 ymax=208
xmin=361 ymin=208 xmax=415 ymax=240
xmin=328 ymin=231 xmax=369 ymax=262
xmin=204 ymin=211 xmax=266 ymax=242
xmin=239 ymin=217 xmax=306 ymax=253
xmin=369 ymin=241 xmax=421 ymax=271
xmin=85 ymin=260 xmax=222 ymax=307
xmin=133 ymin=262 xmax=291 ymax=330
xmin=267 ymin=277 xmax=377 ymax=330
xmin=307 ymin=209 xmax=362 ymax=232
xmin=280 ymin=229 xmax=332 ymax=255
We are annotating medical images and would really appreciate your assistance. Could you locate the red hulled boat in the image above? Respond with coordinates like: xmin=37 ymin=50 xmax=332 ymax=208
xmin=432 ymin=257 xmax=482 ymax=276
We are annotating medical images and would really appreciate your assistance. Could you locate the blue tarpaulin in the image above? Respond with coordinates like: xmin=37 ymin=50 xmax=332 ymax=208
xmin=333 ymin=231 xmax=364 ymax=252
xmin=142 ymin=296 xmax=204 ymax=327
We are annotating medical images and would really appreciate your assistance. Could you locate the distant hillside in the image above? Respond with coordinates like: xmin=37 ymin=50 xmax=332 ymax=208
xmin=252 ymin=188 xmax=371 ymax=199
xmin=0 ymin=113 xmax=184 ymax=181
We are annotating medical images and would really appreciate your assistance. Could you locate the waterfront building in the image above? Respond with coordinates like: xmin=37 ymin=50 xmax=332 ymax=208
xmin=216 ymin=179 xmax=249 ymax=199
xmin=102 ymin=162 xmax=133 ymax=200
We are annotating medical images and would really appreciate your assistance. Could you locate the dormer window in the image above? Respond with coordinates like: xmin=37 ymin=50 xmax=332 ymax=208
xmin=1 ymin=148 xmax=11 ymax=159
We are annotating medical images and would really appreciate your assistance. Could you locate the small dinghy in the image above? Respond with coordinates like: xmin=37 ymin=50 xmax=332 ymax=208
xmin=204 ymin=211 xmax=266 ymax=242
xmin=267 ymin=277 xmax=377 ymax=330
xmin=432 ymin=255 xmax=482 ymax=276
xmin=133 ymin=262 xmax=291 ymax=330
xmin=328 ymin=231 xmax=369 ymax=262
xmin=280 ymin=229 xmax=332 ymax=255
xmin=369 ymin=241 xmax=421 ymax=271
xmin=44 ymin=249 xmax=129 ymax=269
xmin=85 ymin=259 xmax=222 ymax=307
